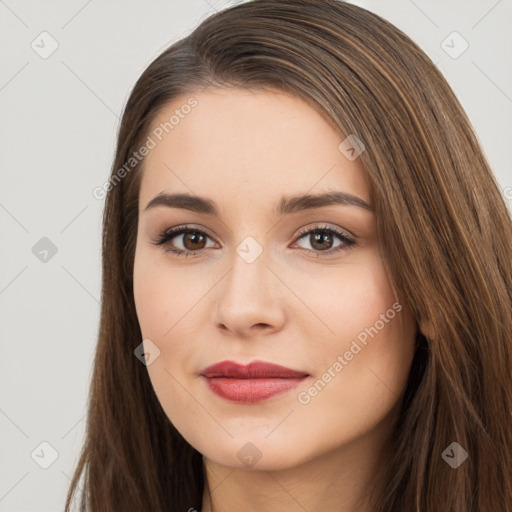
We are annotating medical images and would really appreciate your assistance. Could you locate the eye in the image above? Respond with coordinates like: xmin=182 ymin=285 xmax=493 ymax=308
xmin=150 ymin=225 xmax=217 ymax=257
xmin=292 ymin=224 xmax=355 ymax=257
xmin=151 ymin=223 xmax=355 ymax=258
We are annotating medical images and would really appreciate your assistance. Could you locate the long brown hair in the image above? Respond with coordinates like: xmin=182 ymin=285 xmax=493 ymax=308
xmin=65 ymin=1 xmax=512 ymax=510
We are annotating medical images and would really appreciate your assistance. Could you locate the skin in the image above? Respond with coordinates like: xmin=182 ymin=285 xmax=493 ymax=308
xmin=133 ymin=87 xmax=417 ymax=512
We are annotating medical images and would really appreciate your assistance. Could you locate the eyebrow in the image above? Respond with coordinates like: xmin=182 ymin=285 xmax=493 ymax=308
xmin=144 ymin=191 xmax=373 ymax=215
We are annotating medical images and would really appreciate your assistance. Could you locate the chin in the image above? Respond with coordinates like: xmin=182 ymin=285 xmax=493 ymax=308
xmin=192 ymin=431 xmax=318 ymax=472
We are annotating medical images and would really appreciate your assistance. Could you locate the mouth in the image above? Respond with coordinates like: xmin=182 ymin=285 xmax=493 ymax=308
xmin=200 ymin=360 xmax=310 ymax=404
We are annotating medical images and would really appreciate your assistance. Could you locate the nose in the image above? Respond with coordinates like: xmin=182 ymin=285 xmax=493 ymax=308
xmin=213 ymin=248 xmax=286 ymax=339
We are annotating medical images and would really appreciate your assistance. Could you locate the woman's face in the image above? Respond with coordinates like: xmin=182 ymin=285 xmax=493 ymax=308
xmin=133 ymin=87 xmax=417 ymax=470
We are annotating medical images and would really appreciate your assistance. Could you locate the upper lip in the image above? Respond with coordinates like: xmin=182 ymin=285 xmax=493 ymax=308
xmin=200 ymin=360 xmax=309 ymax=379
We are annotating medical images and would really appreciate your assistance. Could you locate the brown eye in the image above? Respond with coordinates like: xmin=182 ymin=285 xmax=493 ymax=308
xmin=293 ymin=225 xmax=355 ymax=257
xmin=309 ymin=231 xmax=335 ymax=251
xmin=151 ymin=226 xmax=216 ymax=256
xmin=182 ymin=231 xmax=207 ymax=250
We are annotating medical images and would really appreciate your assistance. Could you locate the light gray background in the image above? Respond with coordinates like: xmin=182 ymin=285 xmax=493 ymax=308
xmin=0 ymin=0 xmax=510 ymax=510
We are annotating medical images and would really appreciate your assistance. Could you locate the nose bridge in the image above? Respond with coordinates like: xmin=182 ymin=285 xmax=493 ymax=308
xmin=214 ymin=236 xmax=285 ymax=335
xmin=223 ymin=237 xmax=271 ymax=308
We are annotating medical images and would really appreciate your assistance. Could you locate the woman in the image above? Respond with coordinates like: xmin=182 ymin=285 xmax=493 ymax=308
xmin=65 ymin=1 xmax=512 ymax=510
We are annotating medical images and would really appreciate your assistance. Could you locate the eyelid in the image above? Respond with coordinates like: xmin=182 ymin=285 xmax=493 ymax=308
xmin=293 ymin=222 xmax=356 ymax=241
xmin=156 ymin=222 xmax=356 ymax=241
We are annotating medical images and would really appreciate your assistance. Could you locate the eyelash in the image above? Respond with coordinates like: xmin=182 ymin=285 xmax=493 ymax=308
xmin=150 ymin=224 xmax=355 ymax=258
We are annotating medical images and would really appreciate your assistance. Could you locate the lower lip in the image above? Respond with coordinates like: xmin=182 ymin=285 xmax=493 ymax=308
xmin=202 ymin=376 xmax=308 ymax=403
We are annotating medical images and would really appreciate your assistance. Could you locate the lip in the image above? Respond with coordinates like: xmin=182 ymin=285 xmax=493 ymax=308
xmin=200 ymin=360 xmax=310 ymax=404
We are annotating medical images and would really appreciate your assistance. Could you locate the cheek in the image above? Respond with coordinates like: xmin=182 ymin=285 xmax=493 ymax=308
xmin=133 ymin=248 xmax=210 ymax=418
xmin=296 ymin=253 xmax=401 ymax=348
xmin=296 ymin=255 xmax=415 ymax=427
xmin=303 ymin=313 xmax=415 ymax=443
xmin=133 ymin=247 xmax=197 ymax=340
xmin=133 ymin=257 xmax=199 ymax=435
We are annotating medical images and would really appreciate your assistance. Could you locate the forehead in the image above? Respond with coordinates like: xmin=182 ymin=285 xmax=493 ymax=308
xmin=139 ymin=87 xmax=370 ymax=212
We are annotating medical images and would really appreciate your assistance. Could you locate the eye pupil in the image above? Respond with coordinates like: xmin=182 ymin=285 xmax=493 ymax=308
xmin=184 ymin=232 xmax=205 ymax=250
xmin=311 ymin=231 xmax=333 ymax=250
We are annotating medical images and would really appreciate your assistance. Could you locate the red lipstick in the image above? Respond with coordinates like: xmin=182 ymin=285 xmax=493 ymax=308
xmin=200 ymin=360 xmax=309 ymax=404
